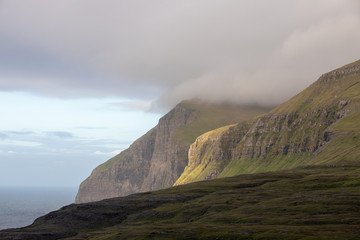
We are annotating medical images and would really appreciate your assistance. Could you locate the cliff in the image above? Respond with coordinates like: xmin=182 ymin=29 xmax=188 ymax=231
xmin=76 ymin=100 xmax=267 ymax=203
xmin=175 ymin=59 xmax=360 ymax=185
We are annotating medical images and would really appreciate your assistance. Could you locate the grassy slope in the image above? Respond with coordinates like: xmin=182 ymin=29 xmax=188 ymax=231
xmin=310 ymin=109 xmax=360 ymax=165
xmin=2 ymin=165 xmax=359 ymax=240
xmin=225 ymin=60 xmax=360 ymax=172
xmin=273 ymin=59 xmax=360 ymax=114
xmin=77 ymin=165 xmax=360 ymax=240
xmin=177 ymin=60 xmax=360 ymax=184
xmin=173 ymin=100 xmax=268 ymax=145
xmin=175 ymin=124 xmax=235 ymax=185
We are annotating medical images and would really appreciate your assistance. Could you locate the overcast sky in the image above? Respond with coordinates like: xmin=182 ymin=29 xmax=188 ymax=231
xmin=1 ymin=0 xmax=360 ymax=187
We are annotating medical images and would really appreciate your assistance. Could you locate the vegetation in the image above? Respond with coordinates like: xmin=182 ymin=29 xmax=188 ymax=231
xmin=1 ymin=165 xmax=359 ymax=239
xmin=2 ymin=61 xmax=360 ymax=240
xmin=175 ymin=60 xmax=360 ymax=185
xmin=173 ymin=100 xmax=268 ymax=144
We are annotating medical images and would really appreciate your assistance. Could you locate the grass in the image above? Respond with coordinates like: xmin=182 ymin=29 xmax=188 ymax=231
xmin=272 ymin=59 xmax=360 ymax=114
xmin=219 ymin=153 xmax=313 ymax=177
xmin=175 ymin=60 xmax=360 ymax=186
xmin=173 ymin=100 xmax=268 ymax=144
xmin=174 ymin=124 xmax=234 ymax=185
xmin=3 ymin=165 xmax=359 ymax=240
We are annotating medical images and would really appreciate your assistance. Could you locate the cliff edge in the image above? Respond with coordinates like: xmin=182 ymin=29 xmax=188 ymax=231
xmin=76 ymin=100 xmax=267 ymax=203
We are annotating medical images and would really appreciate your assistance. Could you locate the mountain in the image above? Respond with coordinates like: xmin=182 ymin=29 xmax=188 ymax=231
xmin=1 ymin=59 xmax=360 ymax=240
xmin=175 ymin=60 xmax=360 ymax=185
xmin=75 ymin=100 xmax=267 ymax=203
xmin=1 ymin=165 xmax=359 ymax=239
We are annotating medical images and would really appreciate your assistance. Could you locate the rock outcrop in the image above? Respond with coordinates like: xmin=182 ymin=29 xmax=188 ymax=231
xmin=175 ymin=59 xmax=360 ymax=185
xmin=76 ymin=100 xmax=267 ymax=203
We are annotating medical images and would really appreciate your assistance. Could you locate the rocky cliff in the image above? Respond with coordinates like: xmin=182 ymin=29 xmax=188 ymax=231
xmin=76 ymin=100 xmax=267 ymax=203
xmin=175 ymin=59 xmax=360 ymax=185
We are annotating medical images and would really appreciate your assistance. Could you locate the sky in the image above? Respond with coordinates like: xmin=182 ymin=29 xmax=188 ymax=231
xmin=0 ymin=0 xmax=360 ymax=187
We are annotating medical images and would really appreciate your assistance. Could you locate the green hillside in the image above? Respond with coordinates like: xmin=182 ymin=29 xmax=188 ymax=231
xmin=173 ymin=100 xmax=268 ymax=144
xmin=175 ymin=59 xmax=360 ymax=185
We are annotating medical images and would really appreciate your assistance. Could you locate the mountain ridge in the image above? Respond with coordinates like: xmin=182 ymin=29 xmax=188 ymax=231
xmin=175 ymin=59 xmax=360 ymax=185
xmin=76 ymin=100 xmax=267 ymax=203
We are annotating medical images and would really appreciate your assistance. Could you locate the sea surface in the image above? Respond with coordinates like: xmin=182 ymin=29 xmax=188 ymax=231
xmin=0 ymin=186 xmax=77 ymax=230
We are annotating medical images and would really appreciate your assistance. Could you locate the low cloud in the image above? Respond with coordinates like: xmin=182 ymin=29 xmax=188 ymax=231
xmin=46 ymin=131 xmax=74 ymax=139
xmin=108 ymin=100 xmax=152 ymax=111
xmin=74 ymin=126 xmax=108 ymax=130
xmin=94 ymin=150 xmax=121 ymax=156
xmin=0 ymin=0 xmax=359 ymax=109
xmin=0 ymin=139 xmax=43 ymax=147
xmin=7 ymin=130 xmax=34 ymax=135
xmin=0 ymin=132 xmax=7 ymax=140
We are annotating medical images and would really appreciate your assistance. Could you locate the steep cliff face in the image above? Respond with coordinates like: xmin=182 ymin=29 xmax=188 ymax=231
xmin=175 ymin=59 xmax=360 ymax=185
xmin=76 ymin=101 xmax=267 ymax=203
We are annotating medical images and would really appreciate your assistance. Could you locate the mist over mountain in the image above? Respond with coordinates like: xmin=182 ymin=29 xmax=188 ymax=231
xmin=1 ymin=1 xmax=360 ymax=238
xmin=1 ymin=1 xmax=360 ymax=110
xmin=1 ymin=59 xmax=360 ymax=240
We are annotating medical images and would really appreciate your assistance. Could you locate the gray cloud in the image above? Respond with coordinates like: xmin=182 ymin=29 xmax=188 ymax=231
xmin=46 ymin=131 xmax=74 ymax=139
xmin=0 ymin=0 xmax=359 ymax=109
xmin=7 ymin=130 xmax=34 ymax=135
xmin=108 ymin=100 xmax=151 ymax=111
xmin=0 ymin=132 xmax=7 ymax=140
xmin=74 ymin=126 xmax=108 ymax=130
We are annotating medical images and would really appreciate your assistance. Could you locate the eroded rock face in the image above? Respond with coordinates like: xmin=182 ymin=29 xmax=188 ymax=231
xmin=175 ymin=60 xmax=360 ymax=185
xmin=75 ymin=105 xmax=196 ymax=203
xmin=76 ymin=100 xmax=268 ymax=203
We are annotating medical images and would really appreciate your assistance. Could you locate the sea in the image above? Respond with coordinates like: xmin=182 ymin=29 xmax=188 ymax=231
xmin=0 ymin=186 xmax=77 ymax=230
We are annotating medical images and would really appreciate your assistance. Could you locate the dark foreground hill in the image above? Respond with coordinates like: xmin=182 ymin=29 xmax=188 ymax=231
xmin=1 ymin=164 xmax=360 ymax=239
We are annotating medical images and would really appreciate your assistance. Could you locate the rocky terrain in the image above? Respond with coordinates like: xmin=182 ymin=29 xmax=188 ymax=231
xmin=175 ymin=59 xmax=360 ymax=185
xmin=76 ymin=100 xmax=267 ymax=203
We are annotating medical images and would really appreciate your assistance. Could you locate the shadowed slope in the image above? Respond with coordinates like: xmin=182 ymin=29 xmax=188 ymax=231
xmin=1 ymin=165 xmax=360 ymax=239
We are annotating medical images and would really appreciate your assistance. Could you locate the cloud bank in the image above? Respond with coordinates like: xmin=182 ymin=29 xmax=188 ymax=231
xmin=0 ymin=0 xmax=359 ymax=110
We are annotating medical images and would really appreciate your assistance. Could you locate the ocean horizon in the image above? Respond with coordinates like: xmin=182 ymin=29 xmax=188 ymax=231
xmin=0 ymin=186 xmax=77 ymax=230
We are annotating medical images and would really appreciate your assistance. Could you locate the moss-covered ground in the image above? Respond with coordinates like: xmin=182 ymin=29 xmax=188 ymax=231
xmin=68 ymin=164 xmax=360 ymax=240
xmin=3 ymin=164 xmax=359 ymax=240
